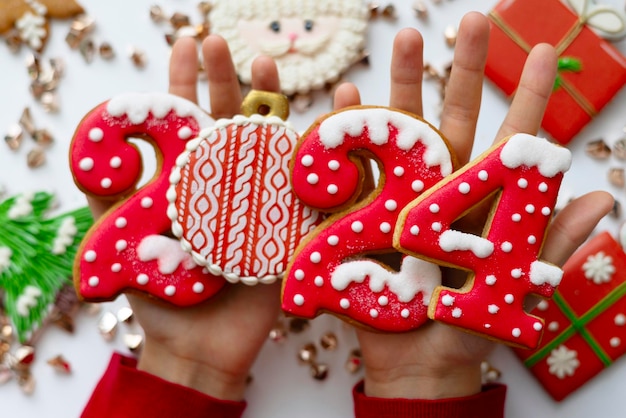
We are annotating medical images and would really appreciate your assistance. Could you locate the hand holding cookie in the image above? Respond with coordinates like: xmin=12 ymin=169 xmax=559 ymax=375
xmin=332 ymin=12 xmax=613 ymax=400
xmin=83 ymin=35 xmax=283 ymax=401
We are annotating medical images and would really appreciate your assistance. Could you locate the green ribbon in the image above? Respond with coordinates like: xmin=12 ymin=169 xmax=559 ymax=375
xmin=524 ymin=279 xmax=626 ymax=368
xmin=553 ymin=56 xmax=583 ymax=90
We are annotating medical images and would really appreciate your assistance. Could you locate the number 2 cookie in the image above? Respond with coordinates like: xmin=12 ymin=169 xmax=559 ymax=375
xmin=281 ymin=106 xmax=456 ymax=332
xmin=168 ymin=91 xmax=324 ymax=285
xmin=70 ymin=92 xmax=226 ymax=306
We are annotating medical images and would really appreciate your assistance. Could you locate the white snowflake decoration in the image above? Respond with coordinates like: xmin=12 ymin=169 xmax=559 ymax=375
xmin=15 ymin=11 xmax=47 ymax=50
xmin=547 ymin=345 xmax=580 ymax=379
xmin=582 ymin=251 xmax=615 ymax=284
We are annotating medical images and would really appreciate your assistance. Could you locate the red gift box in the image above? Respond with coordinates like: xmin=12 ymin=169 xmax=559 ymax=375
xmin=513 ymin=231 xmax=626 ymax=401
xmin=485 ymin=0 xmax=626 ymax=145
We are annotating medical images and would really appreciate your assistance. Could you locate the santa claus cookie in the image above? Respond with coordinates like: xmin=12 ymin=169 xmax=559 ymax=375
xmin=208 ymin=0 xmax=368 ymax=95
xmin=168 ymin=91 xmax=323 ymax=285
xmin=70 ymin=92 xmax=226 ymax=306
xmin=281 ymin=106 xmax=456 ymax=332
xmin=395 ymin=133 xmax=572 ymax=349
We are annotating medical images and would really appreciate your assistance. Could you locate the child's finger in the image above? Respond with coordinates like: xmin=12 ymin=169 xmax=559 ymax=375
xmin=202 ymin=34 xmax=244 ymax=119
xmin=168 ymin=37 xmax=200 ymax=104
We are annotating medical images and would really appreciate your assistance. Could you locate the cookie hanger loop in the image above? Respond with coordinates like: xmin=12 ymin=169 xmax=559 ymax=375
xmin=240 ymin=90 xmax=290 ymax=121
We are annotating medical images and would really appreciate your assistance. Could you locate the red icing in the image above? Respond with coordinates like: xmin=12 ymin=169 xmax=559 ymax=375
xmin=69 ymin=93 xmax=225 ymax=306
xmin=396 ymin=135 xmax=566 ymax=348
xmin=282 ymin=107 xmax=454 ymax=331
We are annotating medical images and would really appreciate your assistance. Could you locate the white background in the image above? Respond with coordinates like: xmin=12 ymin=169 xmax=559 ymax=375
xmin=2 ymin=0 xmax=626 ymax=417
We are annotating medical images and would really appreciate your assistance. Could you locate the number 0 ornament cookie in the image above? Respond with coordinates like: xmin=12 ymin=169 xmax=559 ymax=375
xmin=396 ymin=133 xmax=572 ymax=348
xmin=281 ymin=106 xmax=456 ymax=332
xmin=208 ymin=0 xmax=369 ymax=95
xmin=70 ymin=92 xmax=226 ymax=306
xmin=168 ymin=91 xmax=324 ymax=285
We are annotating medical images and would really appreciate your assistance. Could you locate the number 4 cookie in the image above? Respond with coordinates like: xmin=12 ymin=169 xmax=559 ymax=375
xmin=395 ymin=133 xmax=572 ymax=348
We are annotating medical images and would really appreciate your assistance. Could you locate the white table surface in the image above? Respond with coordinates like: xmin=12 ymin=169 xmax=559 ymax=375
xmin=3 ymin=0 xmax=626 ymax=417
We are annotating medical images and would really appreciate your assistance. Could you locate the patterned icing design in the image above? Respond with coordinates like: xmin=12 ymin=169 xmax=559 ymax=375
xmin=169 ymin=114 xmax=323 ymax=285
xmin=70 ymin=92 xmax=226 ymax=306
xmin=281 ymin=106 xmax=454 ymax=331
xmin=396 ymin=134 xmax=571 ymax=349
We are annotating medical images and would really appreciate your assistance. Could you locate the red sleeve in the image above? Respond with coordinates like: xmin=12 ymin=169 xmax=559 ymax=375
xmin=81 ymin=353 xmax=247 ymax=418
xmin=352 ymin=381 xmax=507 ymax=418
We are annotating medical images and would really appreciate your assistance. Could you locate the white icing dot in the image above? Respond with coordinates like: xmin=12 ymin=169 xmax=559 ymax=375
xmin=79 ymin=157 xmax=94 ymax=171
xmin=441 ymin=295 xmax=455 ymax=306
xmin=110 ymin=156 xmax=122 ymax=169
xmin=401 ymin=308 xmax=410 ymax=318
xmin=548 ymin=321 xmax=559 ymax=332
xmin=84 ymin=250 xmax=97 ymax=262
xmin=411 ymin=180 xmax=424 ymax=192
xmin=452 ymin=307 xmax=462 ymax=318
xmin=137 ymin=274 xmax=149 ymax=285
xmin=533 ymin=322 xmax=543 ymax=331
xmin=193 ymin=282 xmax=204 ymax=293
xmin=327 ymin=184 xmax=338 ymax=194
xmin=327 ymin=235 xmax=339 ymax=246
xmin=431 ymin=222 xmax=442 ymax=232
xmin=340 ymin=298 xmax=350 ymax=309
xmin=378 ymin=295 xmax=389 ymax=306
xmin=478 ymin=170 xmax=488 ymax=181
xmin=537 ymin=300 xmax=550 ymax=311
xmin=307 ymin=173 xmax=319 ymax=185
xmin=393 ymin=166 xmax=405 ymax=177
xmin=410 ymin=225 xmax=420 ymax=236
xmin=351 ymin=221 xmax=364 ymax=233
xmin=512 ymin=213 xmax=522 ymax=222
xmin=178 ymin=126 xmax=193 ymax=139
xmin=88 ymin=128 xmax=104 ymax=142
xmin=525 ymin=204 xmax=535 ymax=214
xmin=328 ymin=160 xmax=340 ymax=171
xmin=88 ymin=276 xmax=99 ymax=287
xmin=385 ymin=200 xmax=398 ymax=211
xmin=517 ymin=178 xmax=528 ymax=189
xmin=504 ymin=294 xmax=515 ymax=304
xmin=501 ymin=242 xmax=513 ymax=252
xmin=541 ymin=207 xmax=552 ymax=216
xmin=538 ymin=182 xmax=548 ymax=192
xmin=111 ymin=263 xmax=122 ymax=272
xmin=115 ymin=217 xmax=127 ymax=228
xmin=511 ymin=268 xmax=522 ymax=279
xmin=370 ymin=309 xmax=379 ymax=318
xmin=458 ymin=182 xmax=470 ymax=194
xmin=379 ymin=222 xmax=391 ymax=233
xmin=485 ymin=275 xmax=497 ymax=285
xmin=301 ymin=155 xmax=314 ymax=167
xmin=528 ymin=235 xmax=537 ymax=245
xmin=314 ymin=276 xmax=324 ymax=287
xmin=310 ymin=252 xmax=322 ymax=263
xmin=512 ymin=328 xmax=521 ymax=338
xmin=295 ymin=269 xmax=305 ymax=280
xmin=610 ymin=337 xmax=621 ymax=347
xmin=429 ymin=203 xmax=440 ymax=214
xmin=101 ymin=178 xmax=112 ymax=189
xmin=115 ymin=240 xmax=127 ymax=251
xmin=488 ymin=304 xmax=499 ymax=314
xmin=615 ymin=313 xmax=626 ymax=326
xmin=165 ymin=285 xmax=176 ymax=296
xmin=484 ymin=323 xmax=492 ymax=328
xmin=141 ymin=197 xmax=154 ymax=208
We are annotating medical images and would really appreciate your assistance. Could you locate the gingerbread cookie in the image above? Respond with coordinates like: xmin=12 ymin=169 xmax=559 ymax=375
xmin=281 ymin=106 xmax=456 ymax=331
xmin=0 ymin=0 xmax=84 ymax=52
xmin=208 ymin=0 xmax=369 ymax=95
xmin=395 ymin=133 xmax=572 ymax=349
xmin=513 ymin=231 xmax=626 ymax=401
xmin=168 ymin=91 xmax=323 ymax=285
xmin=70 ymin=92 xmax=226 ymax=306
